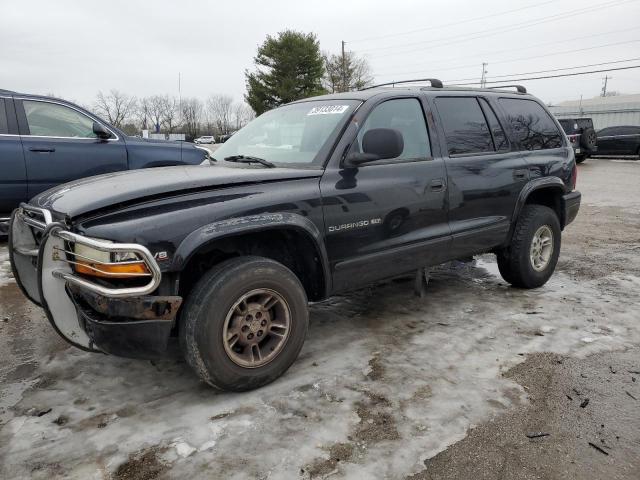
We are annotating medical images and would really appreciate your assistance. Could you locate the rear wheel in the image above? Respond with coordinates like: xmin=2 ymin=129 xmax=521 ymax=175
xmin=180 ymin=256 xmax=309 ymax=391
xmin=496 ymin=205 xmax=561 ymax=288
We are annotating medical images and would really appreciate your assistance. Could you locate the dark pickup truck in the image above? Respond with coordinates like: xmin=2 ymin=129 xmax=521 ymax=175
xmin=9 ymin=81 xmax=581 ymax=391
xmin=0 ymin=89 xmax=208 ymax=235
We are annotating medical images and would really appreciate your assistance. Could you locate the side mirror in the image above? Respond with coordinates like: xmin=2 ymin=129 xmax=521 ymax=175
xmin=93 ymin=122 xmax=111 ymax=140
xmin=344 ymin=128 xmax=404 ymax=167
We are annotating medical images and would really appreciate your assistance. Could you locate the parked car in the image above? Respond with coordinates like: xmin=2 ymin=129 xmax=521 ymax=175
xmin=10 ymin=81 xmax=580 ymax=391
xmin=596 ymin=125 xmax=640 ymax=157
xmin=194 ymin=135 xmax=215 ymax=144
xmin=557 ymin=117 xmax=597 ymax=163
xmin=0 ymin=89 xmax=209 ymax=235
xmin=217 ymin=132 xmax=236 ymax=143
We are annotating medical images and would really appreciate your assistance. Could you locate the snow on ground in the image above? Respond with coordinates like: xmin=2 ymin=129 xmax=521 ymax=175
xmin=1 ymin=256 xmax=639 ymax=479
xmin=0 ymin=245 xmax=12 ymax=287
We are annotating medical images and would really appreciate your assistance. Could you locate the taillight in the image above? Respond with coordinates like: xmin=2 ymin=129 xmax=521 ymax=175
xmin=570 ymin=164 xmax=577 ymax=191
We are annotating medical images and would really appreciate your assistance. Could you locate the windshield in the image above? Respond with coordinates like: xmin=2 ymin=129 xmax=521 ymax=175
xmin=212 ymin=100 xmax=360 ymax=167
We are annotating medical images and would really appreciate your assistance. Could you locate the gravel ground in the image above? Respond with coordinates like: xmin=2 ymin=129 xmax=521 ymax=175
xmin=0 ymin=158 xmax=639 ymax=479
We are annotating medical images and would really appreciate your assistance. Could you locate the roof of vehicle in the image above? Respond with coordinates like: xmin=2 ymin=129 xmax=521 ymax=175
xmin=291 ymin=84 xmax=534 ymax=104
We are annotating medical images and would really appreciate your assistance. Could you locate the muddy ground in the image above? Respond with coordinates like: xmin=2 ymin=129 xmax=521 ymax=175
xmin=1 ymin=158 xmax=639 ymax=479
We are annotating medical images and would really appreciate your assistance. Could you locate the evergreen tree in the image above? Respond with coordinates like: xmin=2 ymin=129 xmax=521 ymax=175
xmin=245 ymin=31 xmax=326 ymax=115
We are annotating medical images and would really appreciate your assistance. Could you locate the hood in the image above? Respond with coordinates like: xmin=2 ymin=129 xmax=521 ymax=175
xmin=32 ymin=164 xmax=322 ymax=218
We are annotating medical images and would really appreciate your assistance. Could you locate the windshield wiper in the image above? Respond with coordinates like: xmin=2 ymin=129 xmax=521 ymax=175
xmin=224 ymin=155 xmax=276 ymax=168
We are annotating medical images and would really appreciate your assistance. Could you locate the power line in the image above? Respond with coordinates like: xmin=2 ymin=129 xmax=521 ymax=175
xmin=374 ymin=39 xmax=640 ymax=80
xmin=348 ymin=0 xmax=558 ymax=44
xmin=442 ymin=57 xmax=640 ymax=84
xmin=357 ymin=0 xmax=637 ymax=58
xmin=372 ymin=26 xmax=638 ymax=77
xmin=446 ymin=64 xmax=640 ymax=85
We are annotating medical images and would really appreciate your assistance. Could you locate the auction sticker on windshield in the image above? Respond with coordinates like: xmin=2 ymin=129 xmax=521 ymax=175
xmin=307 ymin=105 xmax=349 ymax=115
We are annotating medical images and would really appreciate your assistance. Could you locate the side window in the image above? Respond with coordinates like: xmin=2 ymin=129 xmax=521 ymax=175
xmin=498 ymin=98 xmax=563 ymax=150
xmin=620 ymin=126 xmax=640 ymax=136
xmin=0 ymin=99 xmax=8 ymax=134
xmin=22 ymin=100 xmax=98 ymax=138
xmin=598 ymin=127 xmax=615 ymax=136
xmin=478 ymin=98 xmax=509 ymax=152
xmin=355 ymin=98 xmax=431 ymax=160
xmin=435 ymin=97 xmax=493 ymax=155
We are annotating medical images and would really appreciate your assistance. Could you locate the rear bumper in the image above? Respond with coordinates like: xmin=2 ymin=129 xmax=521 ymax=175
xmin=562 ymin=191 xmax=581 ymax=227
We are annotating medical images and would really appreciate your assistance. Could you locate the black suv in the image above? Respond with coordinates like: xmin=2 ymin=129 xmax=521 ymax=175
xmin=9 ymin=81 xmax=581 ymax=391
xmin=558 ymin=117 xmax=597 ymax=163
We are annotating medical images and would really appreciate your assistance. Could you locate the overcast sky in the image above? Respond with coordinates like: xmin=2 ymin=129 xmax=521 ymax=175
xmin=2 ymin=0 xmax=639 ymax=108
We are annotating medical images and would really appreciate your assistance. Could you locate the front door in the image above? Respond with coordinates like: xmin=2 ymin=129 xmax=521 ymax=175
xmin=320 ymin=97 xmax=450 ymax=293
xmin=16 ymin=98 xmax=128 ymax=199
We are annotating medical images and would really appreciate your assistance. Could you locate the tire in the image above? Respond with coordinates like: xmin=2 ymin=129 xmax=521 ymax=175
xmin=180 ymin=256 xmax=309 ymax=391
xmin=580 ymin=127 xmax=597 ymax=151
xmin=496 ymin=205 xmax=561 ymax=289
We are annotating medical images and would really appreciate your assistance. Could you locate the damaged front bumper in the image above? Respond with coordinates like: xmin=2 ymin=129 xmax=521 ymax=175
xmin=9 ymin=204 xmax=182 ymax=358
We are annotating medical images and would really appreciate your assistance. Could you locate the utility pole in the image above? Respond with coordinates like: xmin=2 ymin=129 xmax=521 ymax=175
xmin=341 ymin=41 xmax=347 ymax=92
xmin=601 ymin=75 xmax=611 ymax=97
xmin=480 ymin=62 xmax=488 ymax=88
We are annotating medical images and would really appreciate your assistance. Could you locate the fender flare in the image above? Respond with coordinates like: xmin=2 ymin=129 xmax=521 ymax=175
xmin=171 ymin=212 xmax=332 ymax=296
xmin=508 ymin=177 xmax=567 ymax=240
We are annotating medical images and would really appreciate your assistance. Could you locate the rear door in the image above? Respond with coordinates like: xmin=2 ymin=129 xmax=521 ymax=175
xmin=432 ymin=95 xmax=528 ymax=256
xmin=0 ymin=96 xmax=27 ymax=214
xmin=15 ymin=98 xmax=128 ymax=199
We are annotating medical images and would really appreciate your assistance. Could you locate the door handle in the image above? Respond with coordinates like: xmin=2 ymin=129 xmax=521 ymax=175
xmin=514 ymin=169 xmax=528 ymax=179
xmin=430 ymin=179 xmax=445 ymax=192
xmin=29 ymin=147 xmax=56 ymax=153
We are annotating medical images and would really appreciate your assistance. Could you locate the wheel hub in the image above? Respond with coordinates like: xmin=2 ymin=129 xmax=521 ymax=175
xmin=530 ymin=225 xmax=554 ymax=272
xmin=222 ymin=289 xmax=291 ymax=368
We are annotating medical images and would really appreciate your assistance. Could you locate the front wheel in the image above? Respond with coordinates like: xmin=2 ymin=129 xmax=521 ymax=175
xmin=180 ymin=256 xmax=309 ymax=391
xmin=496 ymin=205 xmax=561 ymax=288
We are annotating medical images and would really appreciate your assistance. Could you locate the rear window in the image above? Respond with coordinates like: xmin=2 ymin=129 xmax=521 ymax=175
xmin=0 ymin=98 xmax=8 ymax=134
xmin=499 ymin=98 xmax=563 ymax=150
xmin=558 ymin=119 xmax=577 ymax=134
xmin=576 ymin=118 xmax=593 ymax=129
xmin=435 ymin=97 xmax=494 ymax=155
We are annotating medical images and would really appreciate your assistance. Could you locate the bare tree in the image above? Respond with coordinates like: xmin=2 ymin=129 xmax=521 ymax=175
xmin=94 ymin=90 xmax=137 ymax=128
xmin=323 ymin=51 xmax=373 ymax=93
xmin=146 ymin=95 xmax=165 ymax=133
xmin=232 ymin=102 xmax=255 ymax=131
xmin=136 ymin=97 xmax=151 ymax=131
xmin=207 ymin=94 xmax=234 ymax=135
xmin=160 ymin=95 xmax=179 ymax=133
xmin=181 ymin=97 xmax=203 ymax=139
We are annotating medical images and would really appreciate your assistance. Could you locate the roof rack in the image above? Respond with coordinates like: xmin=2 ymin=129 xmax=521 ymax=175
xmin=360 ymin=78 xmax=443 ymax=91
xmin=487 ymin=85 xmax=527 ymax=94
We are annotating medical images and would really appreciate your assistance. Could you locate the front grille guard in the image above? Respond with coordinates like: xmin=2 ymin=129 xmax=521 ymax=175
xmin=51 ymin=230 xmax=162 ymax=298
xmin=13 ymin=204 xmax=161 ymax=298
xmin=17 ymin=203 xmax=52 ymax=232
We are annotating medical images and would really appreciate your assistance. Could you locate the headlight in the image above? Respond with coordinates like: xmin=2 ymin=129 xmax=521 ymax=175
xmin=73 ymin=240 xmax=151 ymax=278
